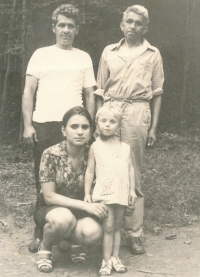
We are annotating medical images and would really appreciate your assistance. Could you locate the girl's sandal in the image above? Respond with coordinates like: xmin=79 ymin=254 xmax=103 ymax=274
xmin=111 ymin=256 xmax=127 ymax=273
xmin=99 ymin=259 xmax=112 ymax=276
xmin=36 ymin=250 xmax=52 ymax=273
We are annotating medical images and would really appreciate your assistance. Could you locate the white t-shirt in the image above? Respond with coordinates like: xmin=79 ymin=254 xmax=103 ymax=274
xmin=26 ymin=45 xmax=96 ymax=123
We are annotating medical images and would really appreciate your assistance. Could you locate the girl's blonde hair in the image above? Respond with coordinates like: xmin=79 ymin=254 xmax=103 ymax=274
xmin=96 ymin=106 xmax=122 ymax=127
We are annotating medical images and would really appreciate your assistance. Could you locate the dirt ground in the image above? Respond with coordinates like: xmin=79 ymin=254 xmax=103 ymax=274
xmin=0 ymin=222 xmax=199 ymax=277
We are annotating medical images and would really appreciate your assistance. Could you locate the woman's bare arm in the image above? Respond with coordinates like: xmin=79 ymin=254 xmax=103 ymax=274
xmin=41 ymin=180 xmax=108 ymax=220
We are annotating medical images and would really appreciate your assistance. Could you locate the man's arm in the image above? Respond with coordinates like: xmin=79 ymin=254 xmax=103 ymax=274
xmin=95 ymin=48 xmax=110 ymax=111
xmin=83 ymin=86 xmax=95 ymax=121
xmin=22 ymin=75 xmax=38 ymax=146
xmin=147 ymin=51 xmax=164 ymax=147
xmin=147 ymin=94 xmax=162 ymax=147
xmin=96 ymin=96 xmax=103 ymax=111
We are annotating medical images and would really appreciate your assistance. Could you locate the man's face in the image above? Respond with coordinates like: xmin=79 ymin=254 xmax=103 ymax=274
xmin=120 ymin=11 xmax=148 ymax=42
xmin=52 ymin=14 xmax=79 ymax=49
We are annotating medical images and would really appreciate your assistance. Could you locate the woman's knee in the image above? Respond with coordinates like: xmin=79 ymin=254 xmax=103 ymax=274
xmin=45 ymin=208 xmax=76 ymax=233
xmin=75 ymin=218 xmax=103 ymax=244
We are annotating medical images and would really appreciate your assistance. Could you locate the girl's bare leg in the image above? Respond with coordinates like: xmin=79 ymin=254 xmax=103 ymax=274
xmin=102 ymin=205 xmax=115 ymax=262
xmin=112 ymin=204 xmax=126 ymax=258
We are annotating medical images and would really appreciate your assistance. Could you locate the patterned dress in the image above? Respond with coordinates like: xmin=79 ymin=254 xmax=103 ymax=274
xmin=92 ymin=138 xmax=131 ymax=206
xmin=37 ymin=140 xmax=88 ymax=207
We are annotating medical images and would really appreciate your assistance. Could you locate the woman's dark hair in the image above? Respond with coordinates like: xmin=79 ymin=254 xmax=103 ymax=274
xmin=62 ymin=106 xmax=92 ymax=128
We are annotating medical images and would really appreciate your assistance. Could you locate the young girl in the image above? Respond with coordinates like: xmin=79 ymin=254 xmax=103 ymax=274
xmin=84 ymin=106 xmax=137 ymax=276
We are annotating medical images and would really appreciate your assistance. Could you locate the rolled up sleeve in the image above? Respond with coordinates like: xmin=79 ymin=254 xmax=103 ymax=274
xmin=95 ymin=49 xmax=110 ymax=98
xmin=152 ymin=52 xmax=164 ymax=96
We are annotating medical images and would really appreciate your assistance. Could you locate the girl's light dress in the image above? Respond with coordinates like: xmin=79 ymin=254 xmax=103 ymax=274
xmin=92 ymin=137 xmax=131 ymax=206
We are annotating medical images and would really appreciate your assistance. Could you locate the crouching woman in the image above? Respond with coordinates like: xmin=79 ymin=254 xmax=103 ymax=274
xmin=34 ymin=107 xmax=108 ymax=273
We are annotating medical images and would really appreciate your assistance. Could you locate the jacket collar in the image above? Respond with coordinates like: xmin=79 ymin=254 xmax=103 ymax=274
xmin=110 ymin=38 xmax=156 ymax=52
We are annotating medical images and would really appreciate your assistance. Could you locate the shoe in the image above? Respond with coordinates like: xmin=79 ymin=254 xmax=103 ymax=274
xmin=99 ymin=259 xmax=112 ymax=276
xmin=71 ymin=245 xmax=86 ymax=264
xmin=28 ymin=238 xmax=41 ymax=253
xmin=36 ymin=250 xmax=52 ymax=273
xmin=111 ymin=256 xmax=127 ymax=273
xmin=128 ymin=237 xmax=145 ymax=255
xmin=71 ymin=252 xmax=86 ymax=263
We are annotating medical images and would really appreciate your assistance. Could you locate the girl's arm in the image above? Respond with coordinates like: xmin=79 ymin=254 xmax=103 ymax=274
xmin=129 ymin=156 xmax=137 ymax=206
xmin=84 ymin=145 xmax=95 ymax=203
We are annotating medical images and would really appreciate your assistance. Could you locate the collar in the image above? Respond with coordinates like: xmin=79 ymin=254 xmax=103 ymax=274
xmin=58 ymin=140 xmax=88 ymax=159
xmin=59 ymin=140 xmax=69 ymax=156
xmin=110 ymin=38 xmax=156 ymax=52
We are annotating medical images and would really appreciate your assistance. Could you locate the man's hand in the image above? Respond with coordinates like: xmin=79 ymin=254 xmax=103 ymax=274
xmin=125 ymin=191 xmax=137 ymax=216
xmin=84 ymin=193 xmax=92 ymax=203
xmin=23 ymin=125 xmax=38 ymax=148
xmin=85 ymin=202 xmax=108 ymax=221
xmin=129 ymin=190 xmax=137 ymax=207
xmin=147 ymin=128 xmax=157 ymax=147
xmin=125 ymin=205 xmax=135 ymax=216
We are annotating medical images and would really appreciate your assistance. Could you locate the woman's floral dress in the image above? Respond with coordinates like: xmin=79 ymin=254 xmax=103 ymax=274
xmin=37 ymin=140 xmax=88 ymax=207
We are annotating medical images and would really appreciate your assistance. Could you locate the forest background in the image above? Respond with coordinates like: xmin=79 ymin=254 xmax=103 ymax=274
xmin=0 ymin=0 xmax=200 ymax=142
xmin=0 ymin=2 xmax=200 ymax=276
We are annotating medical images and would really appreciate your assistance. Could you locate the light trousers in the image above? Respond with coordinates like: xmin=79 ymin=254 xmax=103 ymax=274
xmin=104 ymin=100 xmax=151 ymax=238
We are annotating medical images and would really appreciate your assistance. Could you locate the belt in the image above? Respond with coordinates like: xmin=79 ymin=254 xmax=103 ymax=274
xmin=104 ymin=97 xmax=149 ymax=104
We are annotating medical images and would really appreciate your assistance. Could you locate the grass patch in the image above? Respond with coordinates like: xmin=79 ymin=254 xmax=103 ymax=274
xmin=143 ymin=132 xmax=200 ymax=232
xmin=0 ymin=132 xmax=200 ymax=232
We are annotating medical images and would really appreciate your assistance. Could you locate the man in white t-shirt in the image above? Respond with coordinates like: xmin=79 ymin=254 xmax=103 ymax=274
xmin=22 ymin=4 xmax=96 ymax=252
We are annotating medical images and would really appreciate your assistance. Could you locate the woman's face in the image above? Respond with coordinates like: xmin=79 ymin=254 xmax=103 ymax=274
xmin=62 ymin=114 xmax=91 ymax=146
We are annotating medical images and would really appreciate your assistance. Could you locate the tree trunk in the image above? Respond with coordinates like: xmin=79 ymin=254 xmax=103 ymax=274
xmin=0 ymin=12 xmax=4 ymax=109
xmin=180 ymin=0 xmax=195 ymax=127
xmin=19 ymin=0 xmax=27 ymax=142
xmin=0 ymin=0 xmax=17 ymax=127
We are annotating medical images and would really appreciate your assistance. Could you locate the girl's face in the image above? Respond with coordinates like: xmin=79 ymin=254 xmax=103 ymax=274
xmin=97 ymin=112 xmax=120 ymax=137
xmin=62 ymin=114 xmax=91 ymax=146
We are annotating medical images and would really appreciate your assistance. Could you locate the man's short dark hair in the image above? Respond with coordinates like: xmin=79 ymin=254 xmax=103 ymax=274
xmin=52 ymin=4 xmax=80 ymax=25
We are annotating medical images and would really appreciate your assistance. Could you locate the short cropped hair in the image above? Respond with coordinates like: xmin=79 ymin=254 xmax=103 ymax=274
xmin=62 ymin=106 xmax=92 ymax=129
xmin=96 ymin=106 xmax=122 ymax=127
xmin=123 ymin=5 xmax=149 ymax=24
xmin=52 ymin=4 xmax=80 ymax=25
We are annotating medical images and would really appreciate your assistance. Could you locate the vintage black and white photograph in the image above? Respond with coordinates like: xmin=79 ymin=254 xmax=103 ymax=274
xmin=0 ymin=0 xmax=199 ymax=276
